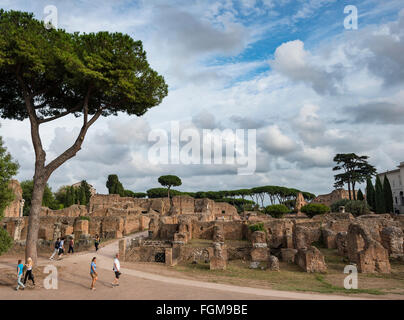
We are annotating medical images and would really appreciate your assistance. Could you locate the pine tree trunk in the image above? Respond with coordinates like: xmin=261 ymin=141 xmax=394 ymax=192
xmin=25 ymin=166 xmax=47 ymax=264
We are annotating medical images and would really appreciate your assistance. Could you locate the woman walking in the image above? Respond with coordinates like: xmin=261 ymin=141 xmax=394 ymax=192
xmin=94 ymin=235 xmax=100 ymax=252
xmin=90 ymin=257 xmax=98 ymax=290
xmin=23 ymin=257 xmax=35 ymax=287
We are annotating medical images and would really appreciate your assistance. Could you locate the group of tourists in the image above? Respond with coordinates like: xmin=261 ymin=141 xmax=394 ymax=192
xmin=15 ymin=257 xmax=35 ymax=291
xmin=49 ymin=234 xmax=100 ymax=260
xmin=16 ymin=234 xmax=121 ymax=291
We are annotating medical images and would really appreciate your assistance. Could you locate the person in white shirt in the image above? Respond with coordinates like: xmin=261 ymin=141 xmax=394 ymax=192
xmin=112 ymin=253 xmax=121 ymax=287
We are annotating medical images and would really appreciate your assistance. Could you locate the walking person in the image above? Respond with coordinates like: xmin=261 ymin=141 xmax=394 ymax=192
xmin=112 ymin=253 xmax=121 ymax=287
xmin=49 ymin=238 xmax=60 ymax=260
xmin=68 ymin=237 xmax=74 ymax=254
xmin=94 ymin=234 xmax=100 ymax=252
xmin=23 ymin=257 xmax=35 ymax=287
xmin=90 ymin=257 xmax=98 ymax=290
xmin=57 ymin=237 xmax=65 ymax=260
xmin=15 ymin=260 xmax=25 ymax=291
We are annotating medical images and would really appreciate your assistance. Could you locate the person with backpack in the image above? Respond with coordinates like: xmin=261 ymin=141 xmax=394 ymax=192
xmin=57 ymin=237 xmax=65 ymax=260
xmin=49 ymin=238 xmax=60 ymax=260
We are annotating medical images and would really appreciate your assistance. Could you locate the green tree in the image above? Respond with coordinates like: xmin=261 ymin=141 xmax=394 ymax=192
xmin=366 ymin=178 xmax=376 ymax=210
xmin=21 ymin=180 xmax=59 ymax=215
xmin=0 ymin=136 xmax=19 ymax=255
xmin=357 ymin=189 xmax=364 ymax=201
xmin=383 ymin=176 xmax=393 ymax=214
xmin=158 ymin=175 xmax=182 ymax=209
xmin=0 ymin=10 xmax=168 ymax=262
xmin=333 ymin=153 xmax=376 ymax=200
xmin=106 ymin=175 xmax=125 ymax=196
xmin=375 ymin=175 xmax=385 ymax=214
xmin=264 ymin=204 xmax=289 ymax=218
xmin=301 ymin=203 xmax=330 ymax=218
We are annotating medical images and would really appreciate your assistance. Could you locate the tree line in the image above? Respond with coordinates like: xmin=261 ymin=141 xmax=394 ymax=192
xmin=106 ymin=174 xmax=315 ymax=210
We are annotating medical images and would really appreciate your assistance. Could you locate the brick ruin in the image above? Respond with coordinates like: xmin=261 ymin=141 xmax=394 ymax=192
xmin=120 ymin=206 xmax=404 ymax=274
xmin=2 ymin=181 xmax=403 ymax=274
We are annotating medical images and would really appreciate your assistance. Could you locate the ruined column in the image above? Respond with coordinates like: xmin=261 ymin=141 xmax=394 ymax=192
xmin=250 ymin=231 xmax=268 ymax=269
xmin=210 ymin=225 xmax=227 ymax=270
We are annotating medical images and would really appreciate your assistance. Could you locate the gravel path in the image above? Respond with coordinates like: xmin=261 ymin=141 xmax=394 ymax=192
xmin=0 ymin=232 xmax=372 ymax=300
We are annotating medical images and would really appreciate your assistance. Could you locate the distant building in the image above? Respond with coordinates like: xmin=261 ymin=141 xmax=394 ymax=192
xmin=71 ymin=182 xmax=97 ymax=196
xmin=378 ymin=162 xmax=404 ymax=214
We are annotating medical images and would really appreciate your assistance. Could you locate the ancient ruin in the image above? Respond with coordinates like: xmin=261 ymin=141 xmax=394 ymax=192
xmin=3 ymin=181 xmax=404 ymax=274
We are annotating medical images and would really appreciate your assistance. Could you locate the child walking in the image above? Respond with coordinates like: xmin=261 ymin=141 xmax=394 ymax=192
xmin=90 ymin=257 xmax=97 ymax=290
xmin=16 ymin=260 xmax=25 ymax=291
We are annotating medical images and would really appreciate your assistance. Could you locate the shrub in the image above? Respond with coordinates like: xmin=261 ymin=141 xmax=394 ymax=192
xmin=0 ymin=228 xmax=13 ymax=255
xmin=330 ymin=199 xmax=350 ymax=213
xmin=301 ymin=203 xmax=330 ymax=217
xmin=79 ymin=216 xmax=90 ymax=221
xmin=345 ymin=200 xmax=371 ymax=216
xmin=264 ymin=204 xmax=289 ymax=218
xmin=249 ymin=222 xmax=265 ymax=233
xmin=330 ymin=199 xmax=371 ymax=216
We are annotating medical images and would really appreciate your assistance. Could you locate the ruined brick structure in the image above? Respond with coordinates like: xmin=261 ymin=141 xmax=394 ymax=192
xmin=312 ymin=189 xmax=358 ymax=207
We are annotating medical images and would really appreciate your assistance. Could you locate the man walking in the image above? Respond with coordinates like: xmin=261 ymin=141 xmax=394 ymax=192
xmin=68 ymin=237 xmax=74 ymax=254
xmin=49 ymin=238 xmax=60 ymax=260
xmin=112 ymin=253 xmax=121 ymax=287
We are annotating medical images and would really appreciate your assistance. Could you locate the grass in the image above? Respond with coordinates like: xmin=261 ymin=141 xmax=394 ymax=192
xmin=173 ymin=248 xmax=404 ymax=296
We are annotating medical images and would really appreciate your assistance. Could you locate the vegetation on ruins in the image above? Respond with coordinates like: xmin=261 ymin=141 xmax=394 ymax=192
xmin=79 ymin=216 xmax=90 ymax=221
xmin=0 ymin=10 xmax=168 ymax=261
xmin=333 ymin=153 xmax=376 ymax=201
xmin=0 ymin=136 xmax=19 ymax=255
xmin=264 ymin=204 xmax=289 ymax=218
xmin=248 ymin=223 xmax=265 ymax=233
xmin=301 ymin=203 xmax=330 ymax=217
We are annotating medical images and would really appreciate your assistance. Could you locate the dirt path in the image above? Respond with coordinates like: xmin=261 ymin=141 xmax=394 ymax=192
xmin=0 ymin=233 xmax=375 ymax=300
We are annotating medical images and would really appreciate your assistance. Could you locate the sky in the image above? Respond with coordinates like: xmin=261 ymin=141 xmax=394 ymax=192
xmin=0 ymin=0 xmax=404 ymax=196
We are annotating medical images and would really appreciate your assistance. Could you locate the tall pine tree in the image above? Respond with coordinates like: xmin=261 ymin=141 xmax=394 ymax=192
xmin=383 ymin=176 xmax=394 ymax=213
xmin=366 ymin=178 xmax=376 ymax=210
xmin=375 ymin=176 xmax=385 ymax=214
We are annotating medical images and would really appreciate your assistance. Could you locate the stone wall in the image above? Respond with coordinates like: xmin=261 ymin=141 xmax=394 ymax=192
xmin=4 ymin=180 xmax=24 ymax=218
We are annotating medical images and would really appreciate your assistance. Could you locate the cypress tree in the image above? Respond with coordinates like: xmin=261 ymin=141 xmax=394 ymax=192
xmin=357 ymin=189 xmax=364 ymax=201
xmin=375 ymin=176 xmax=385 ymax=214
xmin=383 ymin=176 xmax=394 ymax=213
xmin=366 ymin=178 xmax=375 ymax=210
